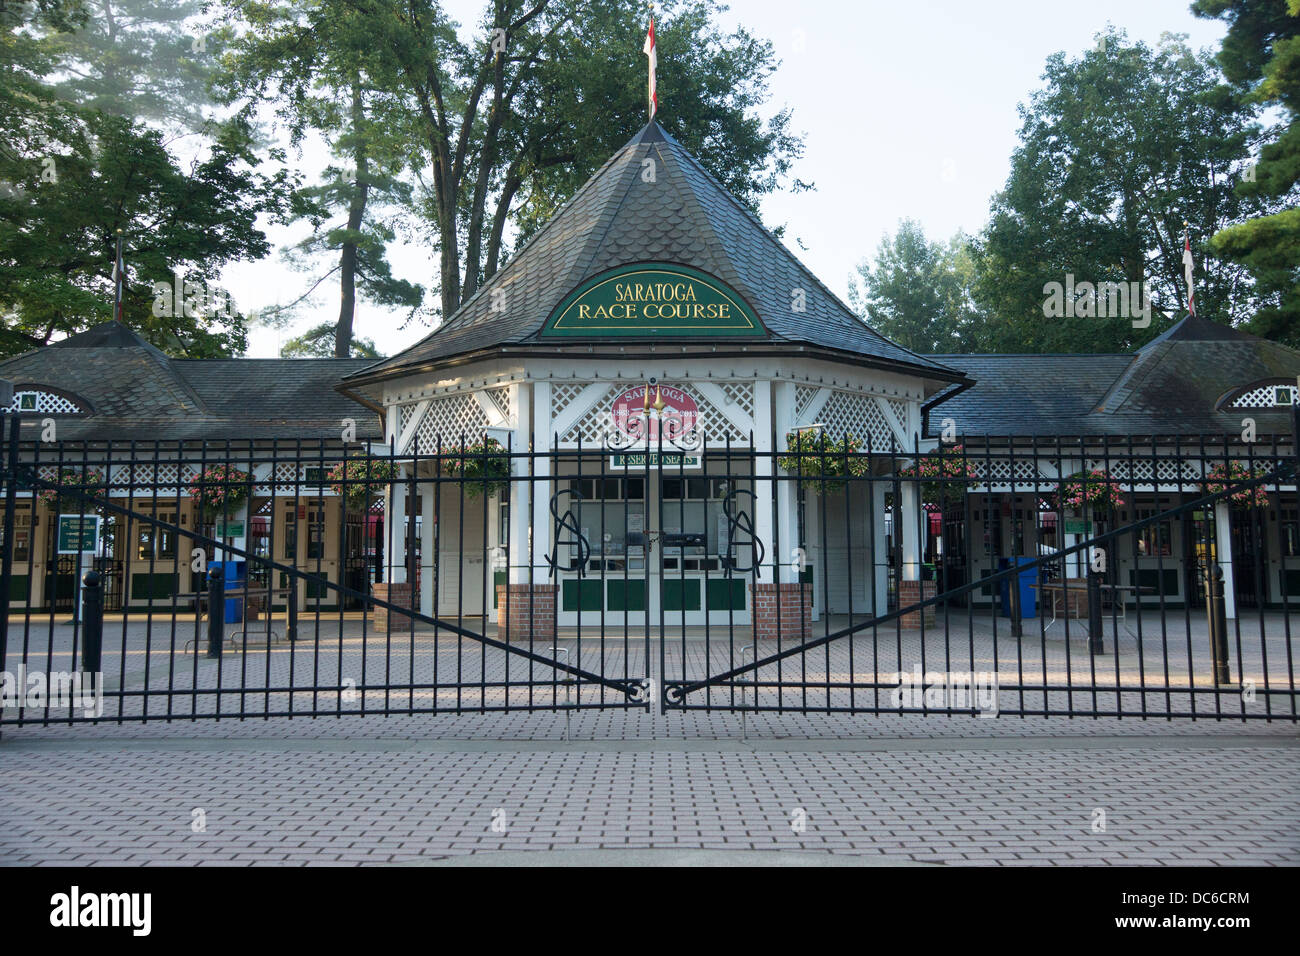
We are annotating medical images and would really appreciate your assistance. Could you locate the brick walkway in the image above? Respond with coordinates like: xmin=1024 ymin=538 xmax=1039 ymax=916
xmin=1 ymin=709 xmax=1296 ymax=866
xmin=2 ymin=614 xmax=1297 ymax=867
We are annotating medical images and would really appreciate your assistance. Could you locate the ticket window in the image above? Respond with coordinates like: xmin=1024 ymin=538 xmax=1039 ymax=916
xmin=567 ymin=477 xmax=646 ymax=572
xmin=661 ymin=476 xmax=751 ymax=573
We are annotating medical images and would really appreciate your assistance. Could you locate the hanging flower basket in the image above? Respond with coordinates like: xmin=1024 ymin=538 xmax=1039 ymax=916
xmin=777 ymin=431 xmax=871 ymax=492
xmin=328 ymin=455 xmax=398 ymax=506
xmin=37 ymin=466 xmax=105 ymax=509
xmin=187 ymin=465 xmax=251 ymax=520
xmin=1202 ymin=462 xmax=1270 ymax=508
xmin=897 ymin=445 xmax=979 ymax=507
xmin=1057 ymin=469 xmax=1125 ymax=511
xmin=442 ymin=438 xmax=509 ymax=499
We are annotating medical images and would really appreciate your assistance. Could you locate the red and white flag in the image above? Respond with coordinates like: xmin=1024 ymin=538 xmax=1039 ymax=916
xmin=1182 ymin=226 xmax=1195 ymax=316
xmin=643 ymin=15 xmax=657 ymax=121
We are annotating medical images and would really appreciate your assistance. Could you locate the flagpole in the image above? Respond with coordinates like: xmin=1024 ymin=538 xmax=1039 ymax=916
xmin=643 ymin=4 xmax=657 ymax=123
xmin=113 ymin=228 xmax=124 ymax=324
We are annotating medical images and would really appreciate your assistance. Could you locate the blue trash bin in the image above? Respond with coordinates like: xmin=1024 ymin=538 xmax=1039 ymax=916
xmin=219 ymin=560 xmax=247 ymax=623
xmin=997 ymin=557 xmax=1038 ymax=619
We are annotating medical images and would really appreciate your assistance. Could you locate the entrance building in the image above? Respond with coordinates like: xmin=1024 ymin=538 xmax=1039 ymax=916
xmin=339 ymin=124 xmax=964 ymax=634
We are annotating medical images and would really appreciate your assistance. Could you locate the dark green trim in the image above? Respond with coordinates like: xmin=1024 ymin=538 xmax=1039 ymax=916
xmin=607 ymin=579 xmax=647 ymax=612
xmin=663 ymin=579 xmax=702 ymax=611
xmin=706 ymin=578 xmax=746 ymax=611
xmin=562 ymin=579 xmax=602 ymax=612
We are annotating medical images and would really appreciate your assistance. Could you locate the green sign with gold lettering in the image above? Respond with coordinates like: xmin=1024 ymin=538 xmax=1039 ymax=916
xmin=542 ymin=263 xmax=764 ymax=338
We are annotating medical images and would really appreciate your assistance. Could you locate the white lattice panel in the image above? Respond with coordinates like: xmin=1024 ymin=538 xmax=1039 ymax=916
xmin=559 ymin=385 xmax=617 ymax=445
xmin=970 ymin=458 xmax=1045 ymax=484
xmin=1231 ymin=384 xmax=1297 ymax=408
xmin=8 ymin=390 xmax=84 ymax=415
xmin=108 ymin=463 xmax=188 ymax=493
xmin=887 ymin=399 xmax=909 ymax=431
xmin=485 ymin=385 xmax=512 ymax=423
xmin=252 ymin=462 xmax=302 ymax=493
xmin=550 ymin=382 xmax=587 ymax=420
xmin=398 ymin=403 xmax=418 ymax=436
xmin=818 ymin=390 xmax=893 ymax=449
xmin=413 ymin=392 xmax=491 ymax=450
xmin=794 ymin=385 xmax=819 ymax=421
xmin=719 ymin=381 xmax=754 ymax=417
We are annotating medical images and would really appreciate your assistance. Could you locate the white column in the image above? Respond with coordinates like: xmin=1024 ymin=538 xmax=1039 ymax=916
xmin=872 ymin=481 xmax=889 ymax=615
xmin=900 ymin=480 xmax=921 ymax=582
xmin=1214 ymin=500 xmax=1237 ymax=620
xmin=528 ymin=381 xmax=551 ymax=585
xmin=419 ymin=471 xmax=435 ymax=618
xmin=768 ymin=380 xmax=799 ymax=583
xmin=386 ymin=465 xmax=407 ymax=585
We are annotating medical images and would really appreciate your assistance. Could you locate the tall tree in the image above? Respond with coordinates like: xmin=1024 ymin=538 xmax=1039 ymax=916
xmin=849 ymin=221 xmax=982 ymax=354
xmin=44 ymin=0 xmax=224 ymax=132
xmin=221 ymin=0 xmax=807 ymax=327
xmin=974 ymin=29 xmax=1270 ymax=353
xmin=0 ymin=2 xmax=292 ymax=355
xmin=1193 ymin=0 xmax=1300 ymax=346
xmin=217 ymin=0 xmax=424 ymax=356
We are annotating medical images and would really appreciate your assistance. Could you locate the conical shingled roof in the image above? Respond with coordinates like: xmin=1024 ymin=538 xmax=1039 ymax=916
xmin=345 ymin=124 xmax=958 ymax=385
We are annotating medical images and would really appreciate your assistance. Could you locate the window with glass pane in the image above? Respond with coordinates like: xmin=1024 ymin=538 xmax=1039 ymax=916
xmin=158 ymin=512 xmax=177 ymax=558
xmin=137 ymin=526 xmax=154 ymax=560
xmin=1136 ymin=504 xmax=1172 ymax=557
xmin=283 ymin=510 xmax=297 ymax=560
xmin=1283 ymin=509 xmax=1300 ymax=557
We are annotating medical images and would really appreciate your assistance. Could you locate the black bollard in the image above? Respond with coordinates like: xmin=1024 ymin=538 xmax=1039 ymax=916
xmin=80 ymin=570 xmax=103 ymax=674
xmin=206 ymin=566 xmax=225 ymax=658
xmin=1086 ymin=569 xmax=1104 ymax=656
xmin=1208 ymin=564 xmax=1231 ymax=685
xmin=1008 ymin=566 xmax=1022 ymax=639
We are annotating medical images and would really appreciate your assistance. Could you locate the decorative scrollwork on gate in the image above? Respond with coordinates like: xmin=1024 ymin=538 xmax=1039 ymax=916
xmin=720 ymin=488 xmax=765 ymax=577
xmin=546 ymin=488 xmax=590 ymax=577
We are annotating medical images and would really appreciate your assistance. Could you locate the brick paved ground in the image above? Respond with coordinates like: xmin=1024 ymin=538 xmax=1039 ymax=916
xmin=1 ymin=612 xmax=1296 ymax=866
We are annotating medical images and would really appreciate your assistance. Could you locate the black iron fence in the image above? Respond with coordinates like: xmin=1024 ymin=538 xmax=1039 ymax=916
xmin=0 ymin=417 xmax=1296 ymax=725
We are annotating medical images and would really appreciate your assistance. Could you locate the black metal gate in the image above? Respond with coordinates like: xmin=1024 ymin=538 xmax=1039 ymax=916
xmin=0 ymin=425 xmax=650 ymax=726
xmin=0 ymin=416 xmax=1297 ymax=727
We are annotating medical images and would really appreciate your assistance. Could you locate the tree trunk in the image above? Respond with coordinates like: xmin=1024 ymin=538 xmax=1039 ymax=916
xmin=336 ymin=82 xmax=370 ymax=358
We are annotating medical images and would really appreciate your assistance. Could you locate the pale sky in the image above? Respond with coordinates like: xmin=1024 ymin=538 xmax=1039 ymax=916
xmin=234 ymin=0 xmax=1228 ymax=358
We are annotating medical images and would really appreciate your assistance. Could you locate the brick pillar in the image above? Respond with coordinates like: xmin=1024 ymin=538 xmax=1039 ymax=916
xmin=751 ymin=582 xmax=813 ymax=640
xmin=899 ymin=579 xmax=936 ymax=628
xmin=372 ymin=573 xmax=419 ymax=632
xmin=496 ymin=584 xmax=557 ymax=640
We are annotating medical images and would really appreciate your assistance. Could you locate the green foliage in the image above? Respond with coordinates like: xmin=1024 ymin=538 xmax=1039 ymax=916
xmin=973 ymin=29 xmax=1272 ymax=352
xmin=777 ymin=431 xmax=871 ymax=492
xmin=216 ymin=2 xmax=425 ymax=355
xmin=44 ymin=0 xmax=225 ymax=132
xmin=0 ymin=0 xmax=291 ymax=356
xmin=1193 ymin=0 xmax=1300 ymax=346
xmin=849 ymin=220 xmax=983 ymax=354
xmin=280 ymin=322 xmax=383 ymax=358
xmin=0 ymin=109 xmax=290 ymax=356
xmin=441 ymin=437 xmax=509 ymax=499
